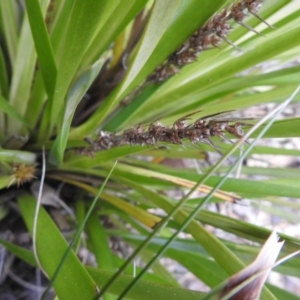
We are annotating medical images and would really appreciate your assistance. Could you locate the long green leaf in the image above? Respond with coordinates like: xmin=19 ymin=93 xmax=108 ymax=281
xmin=18 ymin=194 xmax=97 ymax=300
xmin=0 ymin=47 xmax=9 ymax=98
xmin=86 ymin=211 xmax=116 ymax=272
xmin=87 ymin=267 xmax=205 ymax=300
xmin=50 ymin=58 xmax=104 ymax=164
xmin=24 ymin=0 xmax=57 ymax=98
xmin=133 ymin=23 xmax=300 ymax=123
xmin=0 ymin=239 xmax=37 ymax=267
xmin=0 ymin=95 xmax=31 ymax=128
xmin=86 ymin=211 xmax=116 ymax=300
xmin=7 ymin=0 xmax=50 ymax=135
xmin=0 ymin=1 xmax=18 ymax=67
xmin=41 ymin=0 xmax=108 ymax=140
xmin=81 ymin=0 xmax=147 ymax=67
xmin=0 ymin=149 xmax=37 ymax=164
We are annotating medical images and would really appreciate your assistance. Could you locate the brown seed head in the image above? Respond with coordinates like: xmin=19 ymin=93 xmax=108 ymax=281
xmin=9 ymin=163 xmax=37 ymax=187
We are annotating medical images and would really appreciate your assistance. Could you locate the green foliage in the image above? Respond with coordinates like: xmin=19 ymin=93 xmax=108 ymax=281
xmin=0 ymin=0 xmax=300 ymax=299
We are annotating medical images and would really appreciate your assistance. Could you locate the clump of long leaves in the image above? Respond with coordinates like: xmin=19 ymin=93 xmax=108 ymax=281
xmin=0 ymin=0 xmax=300 ymax=299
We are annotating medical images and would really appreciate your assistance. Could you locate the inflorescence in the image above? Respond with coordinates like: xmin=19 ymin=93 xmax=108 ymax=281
xmin=84 ymin=112 xmax=253 ymax=155
xmin=148 ymin=0 xmax=272 ymax=83
xmin=84 ymin=0 xmax=269 ymax=155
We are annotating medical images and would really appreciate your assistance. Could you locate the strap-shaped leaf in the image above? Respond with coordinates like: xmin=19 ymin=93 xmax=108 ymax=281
xmin=18 ymin=194 xmax=97 ymax=300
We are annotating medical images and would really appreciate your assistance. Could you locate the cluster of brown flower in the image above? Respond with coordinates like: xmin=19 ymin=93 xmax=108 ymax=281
xmin=148 ymin=0 xmax=272 ymax=83
xmin=84 ymin=112 xmax=252 ymax=155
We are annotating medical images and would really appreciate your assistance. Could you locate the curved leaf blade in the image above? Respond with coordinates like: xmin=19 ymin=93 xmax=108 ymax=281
xmin=18 ymin=194 xmax=97 ymax=300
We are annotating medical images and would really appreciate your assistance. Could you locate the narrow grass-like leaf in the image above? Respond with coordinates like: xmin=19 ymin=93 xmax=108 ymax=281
xmin=49 ymin=0 xmax=74 ymax=56
xmin=0 ymin=48 xmax=9 ymax=98
xmin=87 ymin=267 xmax=205 ymax=300
xmin=0 ymin=149 xmax=37 ymax=164
xmin=125 ymin=235 xmax=228 ymax=288
xmin=156 ymin=84 xmax=300 ymax=131
xmin=251 ymin=145 xmax=300 ymax=156
xmin=18 ymin=194 xmax=97 ymax=300
xmin=74 ymin=199 xmax=86 ymax=252
xmin=0 ymin=1 xmax=18 ymax=67
xmin=59 ymin=163 xmax=238 ymax=203
xmin=267 ymin=284 xmax=300 ymax=300
xmin=24 ymin=71 xmax=47 ymax=128
xmin=0 ymin=239 xmax=37 ymax=267
xmin=139 ymin=249 xmax=180 ymax=287
xmin=24 ymin=0 xmax=57 ymax=98
xmin=113 ymin=255 xmax=177 ymax=286
xmin=47 ymin=174 xmax=161 ymax=228
xmin=191 ymin=210 xmax=300 ymax=250
xmin=101 ymin=192 xmax=161 ymax=228
xmin=86 ymin=211 xmax=116 ymax=271
xmin=86 ymin=211 xmax=116 ymax=300
xmin=111 ymin=162 xmax=300 ymax=199
xmin=165 ymin=173 xmax=300 ymax=199
xmin=0 ymin=95 xmax=31 ymax=128
xmin=81 ymin=0 xmax=148 ymax=67
xmin=63 ymin=145 xmax=148 ymax=167
xmin=134 ymin=25 xmax=300 ymax=122
xmin=7 ymin=0 xmax=50 ymax=135
xmin=214 ymin=166 xmax=300 ymax=179
xmin=50 ymin=58 xmax=104 ymax=164
xmin=249 ymin=117 xmax=300 ymax=138
xmin=115 ymin=0 xmax=181 ymax=100
xmin=43 ymin=0 xmax=109 ymax=141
